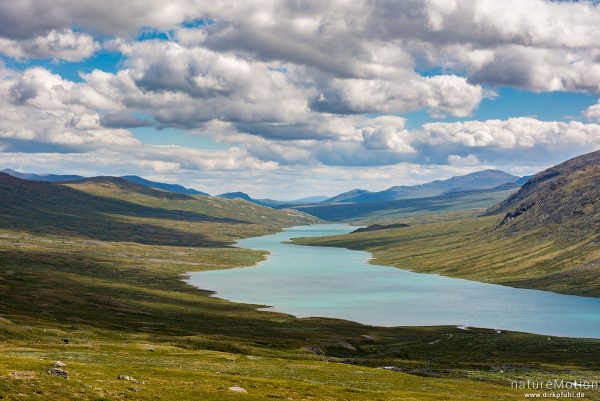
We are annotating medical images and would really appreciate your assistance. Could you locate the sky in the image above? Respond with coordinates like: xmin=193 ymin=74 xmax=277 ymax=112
xmin=1 ymin=1 xmax=600 ymax=199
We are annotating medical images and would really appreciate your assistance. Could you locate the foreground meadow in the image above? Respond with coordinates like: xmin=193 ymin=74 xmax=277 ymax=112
xmin=1 ymin=228 xmax=599 ymax=400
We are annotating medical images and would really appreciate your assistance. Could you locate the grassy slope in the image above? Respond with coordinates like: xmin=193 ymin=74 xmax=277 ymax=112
xmin=1 ymin=229 xmax=600 ymax=400
xmin=1 ymin=174 xmax=600 ymax=399
xmin=0 ymin=173 xmax=318 ymax=247
xmin=64 ymin=176 xmax=322 ymax=244
xmin=486 ymin=150 xmax=600 ymax=236
xmin=293 ymin=215 xmax=600 ymax=297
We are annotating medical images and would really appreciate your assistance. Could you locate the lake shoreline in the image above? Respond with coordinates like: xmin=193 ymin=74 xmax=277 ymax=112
xmin=187 ymin=224 xmax=600 ymax=339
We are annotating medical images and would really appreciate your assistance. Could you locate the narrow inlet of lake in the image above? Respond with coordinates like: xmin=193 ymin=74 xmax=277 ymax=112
xmin=186 ymin=224 xmax=600 ymax=338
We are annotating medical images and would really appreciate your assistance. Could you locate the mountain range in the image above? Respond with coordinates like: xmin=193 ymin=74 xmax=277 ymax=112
xmin=324 ymin=170 xmax=521 ymax=204
xmin=1 ymin=168 xmax=85 ymax=183
xmin=2 ymin=167 xmax=527 ymax=218
xmin=293 ymin=184 xmax=521 ymax=221
xmin=217 ymin=192 xmax=329 ymax=207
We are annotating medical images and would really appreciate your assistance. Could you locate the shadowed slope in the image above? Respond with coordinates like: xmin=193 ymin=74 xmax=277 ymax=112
xmin=0 ymin=174 xmax=318 ymax=246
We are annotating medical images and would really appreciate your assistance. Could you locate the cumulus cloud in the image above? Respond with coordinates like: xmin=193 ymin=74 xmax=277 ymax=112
xmin=0 ymin=30 xmax=97 ymax=61
xmin=0 ymin=66 xmax=139 ymax=151
xmin=3 ymin=0 xmax=600 ymax=90
xmin=0 ymin=0 xmax=205 ymax=39
xmin=421 ymin=118 xmax=600 ymax=149
xmin=360 ymin=116 xmax=415 ymax=153
xmin=447 ymin=154 xmax=480 ymax=166
xmin=2 ymin=1 xmax=600 ymax=196
xmin=584 ymin=100 xmax=600 ymax=122
xmin=312 ymin=75 xmax=484 ymax=117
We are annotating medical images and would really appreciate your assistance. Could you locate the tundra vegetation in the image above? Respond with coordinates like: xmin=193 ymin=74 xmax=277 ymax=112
xmin=1 ymin=156 xmax=599 ymax=400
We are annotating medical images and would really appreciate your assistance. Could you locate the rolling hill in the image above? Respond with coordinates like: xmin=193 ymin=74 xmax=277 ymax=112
xmin=217 ymin=191 xmax=254 ymax=201
xmin=1 ymin=168 xmax=85 ymax=182
xmin=0 ymin=173 xmax=318 ymax=247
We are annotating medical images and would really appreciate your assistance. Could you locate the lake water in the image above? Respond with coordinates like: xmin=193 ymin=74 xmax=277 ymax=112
xmin=187 ymin=224 xmax=600 ymax=338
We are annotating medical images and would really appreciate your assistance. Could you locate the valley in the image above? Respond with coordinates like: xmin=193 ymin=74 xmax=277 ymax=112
xmin=294 ymin=150 xmax=600 ymax=297
xmin=1 ymin=152 xmax=599 ymax=400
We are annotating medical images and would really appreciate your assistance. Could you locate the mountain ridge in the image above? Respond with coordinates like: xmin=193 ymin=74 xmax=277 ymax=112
xmin=485 ymin=150 xmax=600 ymax=236
xmin=324 ymin=169 xmax=521 ymax=204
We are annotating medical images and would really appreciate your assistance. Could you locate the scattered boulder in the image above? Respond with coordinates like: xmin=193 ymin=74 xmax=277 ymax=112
xmin=118 ymin=375 xmax=146 ymax=384
xmin=228 ymin=386 xmax=248 ymax=393
xmin=54 ymin=361 xmax=66 ymax=368
xmin=47 ymin=368 xmax=68 ymax=379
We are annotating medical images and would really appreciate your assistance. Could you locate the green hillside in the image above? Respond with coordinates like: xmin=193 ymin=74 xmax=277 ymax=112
xmin=2 ymin=227 xmax=600 ymax=400
xmin=1 ymin=169 xmax=599 ymax=399
xmin=0 ymin=173 xmax=318 ymax=246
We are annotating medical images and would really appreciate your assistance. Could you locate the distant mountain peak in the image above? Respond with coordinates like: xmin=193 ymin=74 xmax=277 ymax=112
xmin=217 ymin=192 xmax=253 ymax=201
xmin=324 ymin=169 xmax=521 ymax=204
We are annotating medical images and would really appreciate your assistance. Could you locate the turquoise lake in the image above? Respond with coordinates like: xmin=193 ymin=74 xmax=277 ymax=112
xmin=187 ymin=224 xmax=600 ymax=338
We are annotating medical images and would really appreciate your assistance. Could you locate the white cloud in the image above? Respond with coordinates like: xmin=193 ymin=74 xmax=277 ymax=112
xmin=584 ymin=100 xmax=600 ymax=122
xmin=2 ymin=1 xmax=600 ymax=196
xmin=447 ymin=154 xmax=480 ymax=166
xmin=313 ymin=75 xmax=484 ymax=117
xmin=0 ymin=66 xmax=138 ymax=150
xmin=421 ymin=118 xmax=600 ymax=149
xmin=361 ymin=116 xmax=415 ymax=153
xmin=3 ymin=0 xmax=600 ymax=92
xmin=0 ymin=30 xmax=97 ymax=61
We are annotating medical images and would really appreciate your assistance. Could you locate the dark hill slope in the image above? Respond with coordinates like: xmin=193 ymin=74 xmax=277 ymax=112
xmin=0 ymin=174 xmax=317 ymax=246
xmin=485 ymin=150 xmax=600 ymax=236
xmin=217 ymin=191 xmax=253 ymax=201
